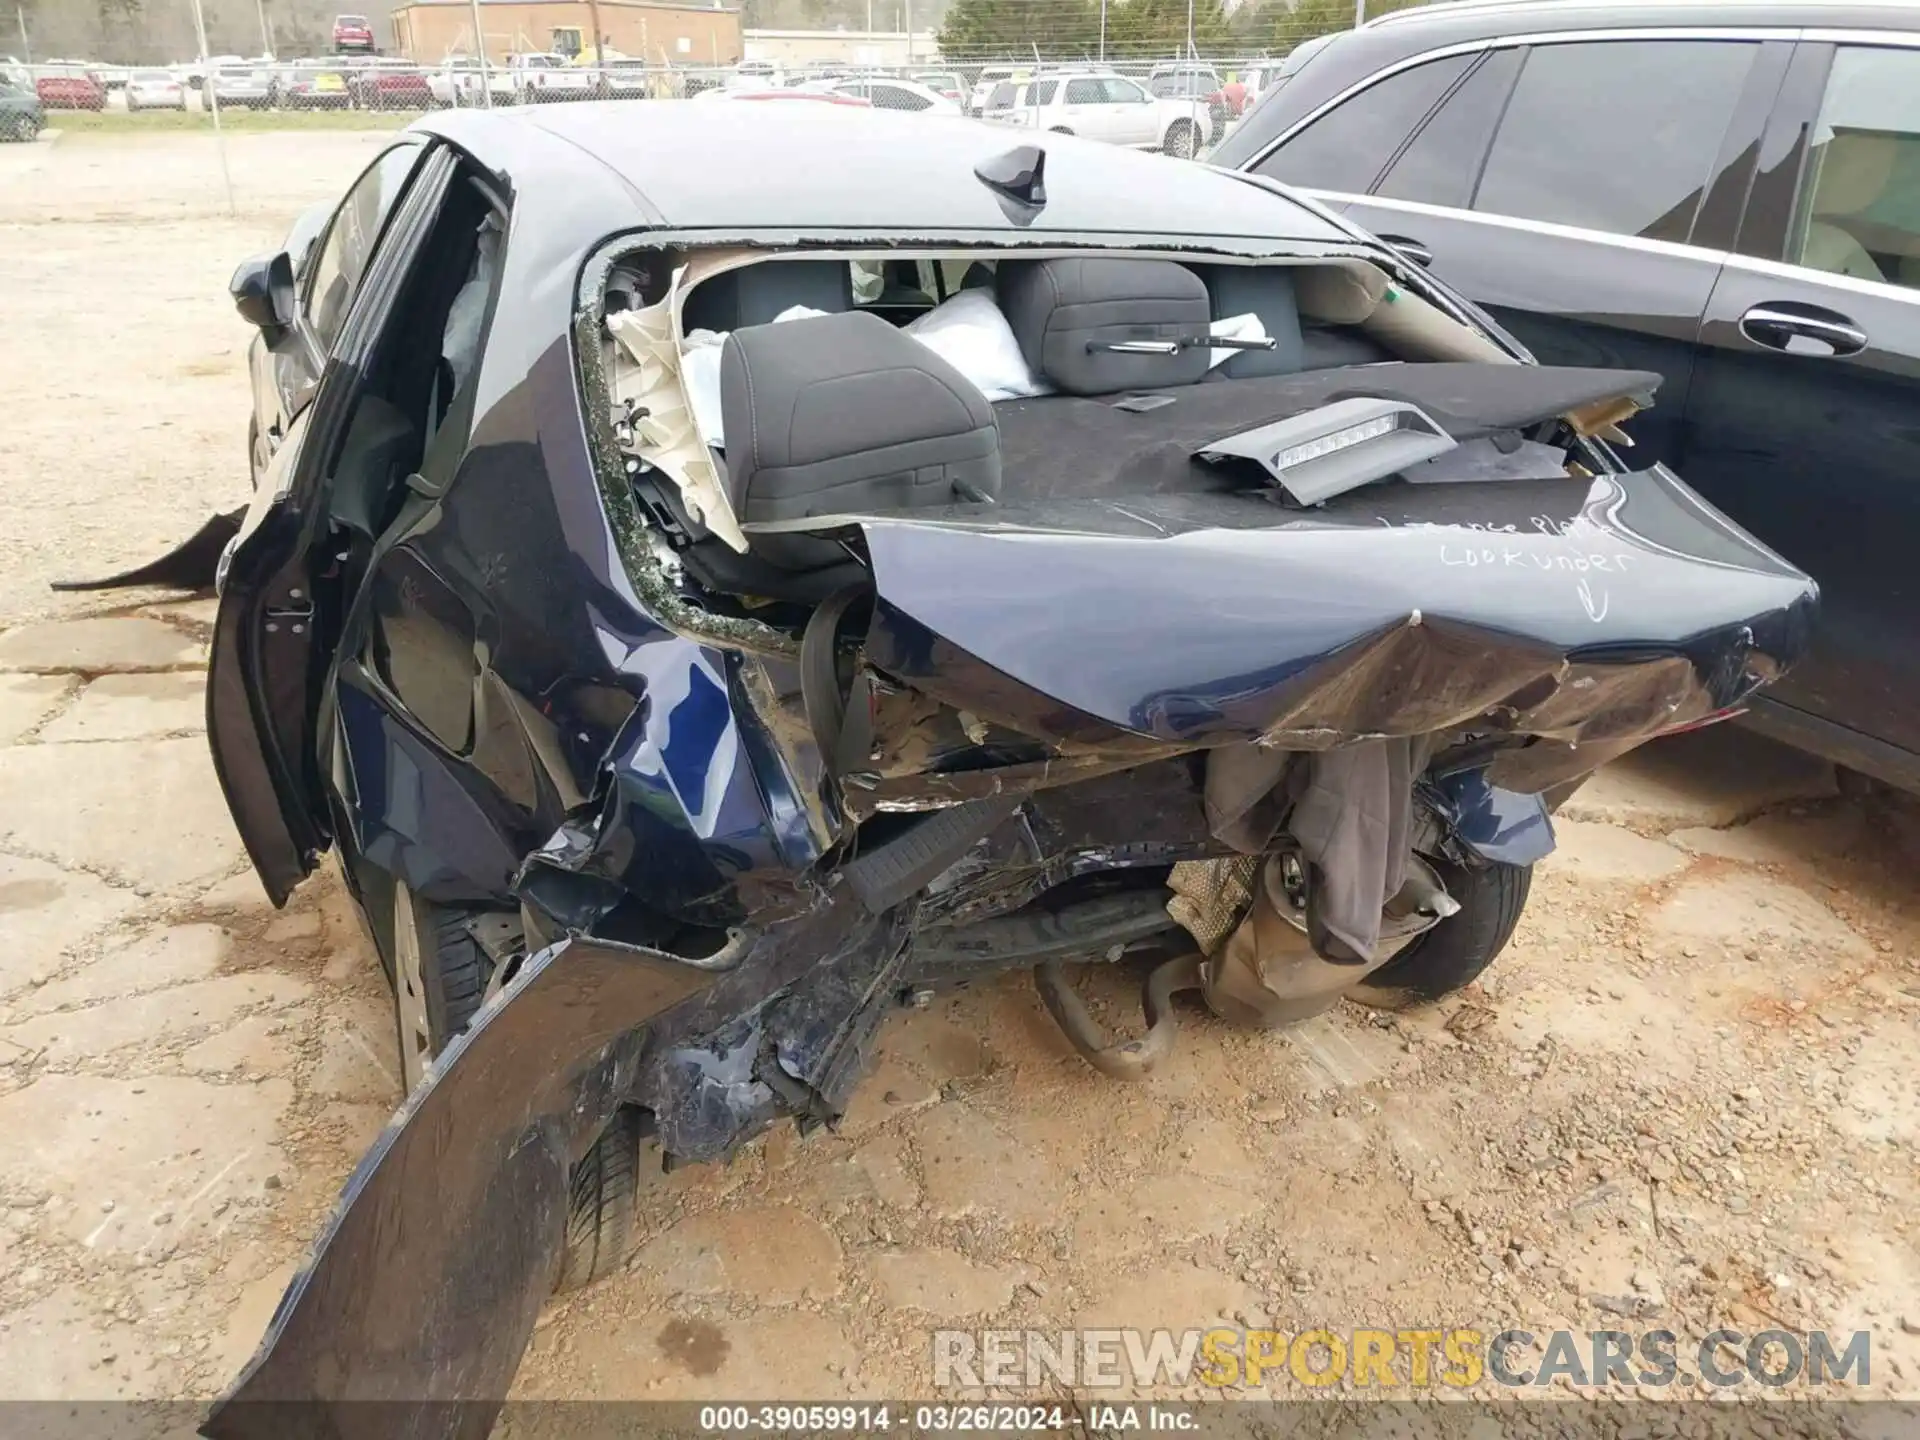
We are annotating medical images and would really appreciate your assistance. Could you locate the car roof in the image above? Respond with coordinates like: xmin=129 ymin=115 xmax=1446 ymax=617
xmin=420 ymin=102 xmax=1352 ymax=245
xmin=1363 ymin=0 xmax=1920 ymax=30
xmin=1212 ymin=0 xmax=1920 ymax=168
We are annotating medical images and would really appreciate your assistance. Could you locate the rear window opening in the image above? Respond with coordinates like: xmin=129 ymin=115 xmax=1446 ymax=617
xmin=587 ymin=246 xmax=1624 ymax=632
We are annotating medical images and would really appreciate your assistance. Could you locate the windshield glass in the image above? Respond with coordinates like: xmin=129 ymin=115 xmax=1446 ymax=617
xmin=135 ymin=71 xmax=172 ymax=82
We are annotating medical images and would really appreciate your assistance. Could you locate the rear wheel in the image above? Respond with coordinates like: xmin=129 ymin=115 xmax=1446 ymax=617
xmin=1163 ymin=118 xmax=1197 ymax=158
xmin=386 ymin=880 xmax=650 ymax=1291
xmin=553 ymin=1107 xmax=656 ymax=1293
xmin=1350 ymin=857 xmax=1532 ymax=1009
xmin=248 ymin=415 xmax=271 ymax=488
xmin=390 ymin=881 xmax=491 ymax=1093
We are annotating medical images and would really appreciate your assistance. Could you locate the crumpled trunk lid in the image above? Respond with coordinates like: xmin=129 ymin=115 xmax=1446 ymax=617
xmin=838 ymin=465 xmax=1815 ymax=806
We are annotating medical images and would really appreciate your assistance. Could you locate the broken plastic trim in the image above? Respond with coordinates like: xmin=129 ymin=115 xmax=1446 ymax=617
xmin=1197 ymin=397 xmax=1456 ymax=507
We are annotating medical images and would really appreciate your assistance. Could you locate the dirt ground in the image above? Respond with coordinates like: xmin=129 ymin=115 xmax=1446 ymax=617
xmin=2 ymin=129 xmax=1918 ymax=1425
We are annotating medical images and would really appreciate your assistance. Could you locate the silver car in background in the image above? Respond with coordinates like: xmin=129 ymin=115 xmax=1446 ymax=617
xmin=208 ymin=64 xmax=275 ymax=110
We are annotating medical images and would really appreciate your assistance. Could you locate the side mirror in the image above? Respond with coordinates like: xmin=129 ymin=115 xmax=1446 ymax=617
xmin=230 ymin=251 xmax=295 ymax=339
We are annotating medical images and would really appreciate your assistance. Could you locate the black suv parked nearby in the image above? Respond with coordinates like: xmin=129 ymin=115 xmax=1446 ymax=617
xmin=1213 ymin=0 xmax=1920 ymax=791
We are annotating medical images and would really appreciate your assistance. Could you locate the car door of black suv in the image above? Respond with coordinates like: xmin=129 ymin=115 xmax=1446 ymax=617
xmin=1682 ymin=37 xmax=1920 ymax=788
xmin=1242 ymin=33 xmax=1791 ymax=464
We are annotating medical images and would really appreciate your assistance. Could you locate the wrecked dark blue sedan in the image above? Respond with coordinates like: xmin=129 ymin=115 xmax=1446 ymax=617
xmin=184 ymin=102 xmax=1815 ymax=1434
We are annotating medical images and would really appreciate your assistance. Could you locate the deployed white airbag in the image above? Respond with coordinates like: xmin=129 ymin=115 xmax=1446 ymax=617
xmin=902 ymin=289 xmax=1052 ymax=403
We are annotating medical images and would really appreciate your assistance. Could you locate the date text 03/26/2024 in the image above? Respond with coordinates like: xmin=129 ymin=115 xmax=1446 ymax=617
xmin=696 ymin=1405 xmax=1193 ymax=1432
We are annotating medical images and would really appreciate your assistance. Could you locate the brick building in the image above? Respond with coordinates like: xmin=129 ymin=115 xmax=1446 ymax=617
xmin=391 ymin=0 xmax=742 ymax=66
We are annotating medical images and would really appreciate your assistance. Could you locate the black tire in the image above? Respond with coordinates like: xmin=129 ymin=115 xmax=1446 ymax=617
xmin=1048 ymin=125 xmax=1073 ymax=135
xmin=553 ymin=1107 xmax=654 ymax=1294
xmin=247 ymin=416 xmax=266 ymax=488
xmin=1163 ymin=118 xmax=1196 ymax=159
xmin=1352 ymin=857 xmax=1532 ymax=1008
xmin=385 ymin=882 xmax=648 ymax=1292
xmin=391 ymin=882 xmax=492 ymax=1093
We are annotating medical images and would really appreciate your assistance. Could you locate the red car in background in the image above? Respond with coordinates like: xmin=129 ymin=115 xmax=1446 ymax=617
xmin=349 ymin=61 xmax=432 ymax=109
xmin=332 ymin=13 xmax=375 ymax=53
xmin=35 ymin=71 xmax=107 ymax=110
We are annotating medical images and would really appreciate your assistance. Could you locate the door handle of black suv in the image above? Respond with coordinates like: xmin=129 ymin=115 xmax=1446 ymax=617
xmin=1378 ymin=234 xmax=1434 ymax=266
xmin=1738 ymin=301 xmax=1868 ymax=357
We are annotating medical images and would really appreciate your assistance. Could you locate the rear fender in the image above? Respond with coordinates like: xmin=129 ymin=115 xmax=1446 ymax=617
xmin=203 ymin=890 xmax=911 ymax=1440
xmin=201 ymin=934 xmax=723 ymax=1440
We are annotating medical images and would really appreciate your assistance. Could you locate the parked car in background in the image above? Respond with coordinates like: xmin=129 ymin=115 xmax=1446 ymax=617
xmin=596 ymin=58 xmax=656 ymax=98
xmin=1147 ymin=62 xmax=1230 ymax=136
xmin=983 ymin=71 xmax=1214 ymax=156
xmin=510 ymin=52 xmax=595 ymax=102
xmin=911 ymin=69 xmax=967 ymax=104
xmin=0 ymin=73 xmax=42 ymax=139
xmin=172 ymin=54 xmax=244 ymax=89
xmin=126 ymin=69 xmax=188 ymax=111
xmin=429 ymin=57 xmax=517 ymax=107
xmin=1213 ymin=0 xmax=1920 ymax=792
xmin=277 ymin=64 xmax=350 ymax=109
xmin=333 ymin=14 xmax=375 ymax=54
xmin=967 ymin=64 xmax=1029 ymax=113
xmin=816 ymin=75 xmax=961 ymax=114
xmin=691 ymin=85 xmax=871 ymax=106
xmin=732 ymin=59 xmax=781 ymax=85
xmin=35 ymin=69 xmax=107 ymax=111
xmin=348 ymin=58 xmax=433 ymax=110
xmin=209 ymin=64 xmax=275 ymax=110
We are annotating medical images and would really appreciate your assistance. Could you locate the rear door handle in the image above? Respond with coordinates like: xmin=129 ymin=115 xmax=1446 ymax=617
xmin=1378 ymin=234 xmax=1433 ymax=266
xmin=1738 ymin=301 xmax=1867 ymax=357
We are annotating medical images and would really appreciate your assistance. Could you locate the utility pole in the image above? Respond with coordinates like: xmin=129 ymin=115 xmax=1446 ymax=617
xmin=185 ymin=0 xmax=235 ymax=215
xmin=253 ymin=0 xmax=274 ymax=56
xmin=1185 ymin=0 xmax=1195 ymax=59
xmin=468 ymin=0 xmax=493 ymax=105
xmin=586 ymin=0 xmax=603 ymax=60
xmin=17 ymin=6 xmax=31 ymax=68
xmin=1353 ymin=0 xmax=1365 ymax=25
xmin=1098 ymin=0 xmax=1106 ymax=61
xmin=903 ymin=0 xmax=911 ymax=62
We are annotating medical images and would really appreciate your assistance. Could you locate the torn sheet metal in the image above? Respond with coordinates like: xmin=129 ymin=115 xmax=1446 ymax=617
xmin=205 ymin=893 xmax=915 ymax=1440
xmin=201 ymin=934 xmax=728 ymax=1440
xmin=850 ymin=467 xmax=1813 ymax=777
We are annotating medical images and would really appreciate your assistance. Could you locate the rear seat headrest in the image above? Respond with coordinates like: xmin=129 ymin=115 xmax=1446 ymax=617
xmin=996 ymin=257 xmax=1211 ymax=395
xmin=683 ymin=260 xmax=854 ymax=334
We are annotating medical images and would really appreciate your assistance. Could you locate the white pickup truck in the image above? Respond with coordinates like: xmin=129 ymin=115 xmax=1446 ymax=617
xmin=428 ymin=56 xmax=518 ymax=107
xmin=509 ymin=52 xmax=596 ymax=102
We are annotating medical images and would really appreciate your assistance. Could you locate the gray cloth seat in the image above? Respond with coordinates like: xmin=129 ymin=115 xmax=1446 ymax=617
xmin=997 ymin=256 xmax=1212 ymax=395
xmin=682 ymin=259 xmax=854 ymax=333
xmin=720 ymin=310 xmax=1001 ymax=571
xmin=1196 ymin=265 xmax=1305 ymax=379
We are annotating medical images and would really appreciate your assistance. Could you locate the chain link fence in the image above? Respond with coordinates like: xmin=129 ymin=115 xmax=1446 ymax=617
xmin=0 ymin=0 xmax=1419 ymax=216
